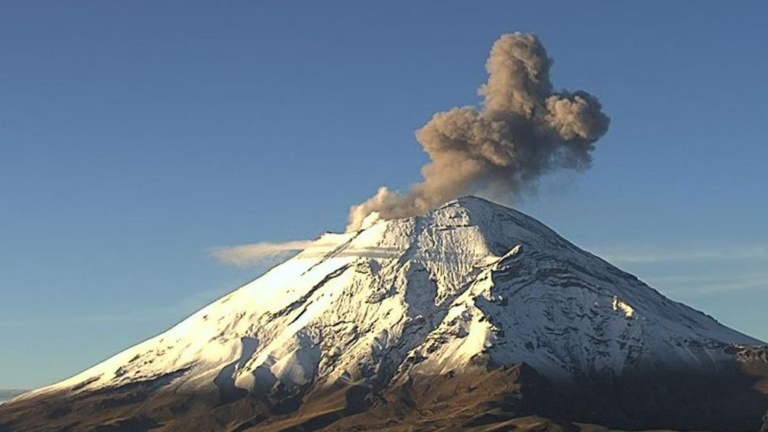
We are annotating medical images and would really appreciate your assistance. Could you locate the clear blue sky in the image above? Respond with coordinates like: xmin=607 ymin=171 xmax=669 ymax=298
xmin=1 ymin=2 xmax=766 ymax=389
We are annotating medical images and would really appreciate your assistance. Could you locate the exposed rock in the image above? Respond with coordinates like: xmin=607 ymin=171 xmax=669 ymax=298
xmin=2 ymin=197 xmax=765 ymax=431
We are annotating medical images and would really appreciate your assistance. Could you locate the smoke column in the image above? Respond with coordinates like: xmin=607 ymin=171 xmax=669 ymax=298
xmin=347 ymin=33 xmax=610 ymax=231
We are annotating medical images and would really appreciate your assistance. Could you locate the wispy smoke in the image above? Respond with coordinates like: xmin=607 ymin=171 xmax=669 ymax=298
xmin=211 ymin=235 xmax=351 ymax=267
xmin=212 ymin=240 xmax=319 ymax=267
xmin=348 ymin=33 xmax=610 ymax=231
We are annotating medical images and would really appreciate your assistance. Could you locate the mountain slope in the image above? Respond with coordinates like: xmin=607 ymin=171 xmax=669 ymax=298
xmin=0 ymin=391 xmax=26 ymax=404
xmin=2 ymin=197 xmax=765 ymax=431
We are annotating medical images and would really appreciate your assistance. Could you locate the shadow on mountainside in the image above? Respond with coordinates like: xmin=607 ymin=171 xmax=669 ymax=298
xmin=2 ymin=351 xmax=767 ymax=432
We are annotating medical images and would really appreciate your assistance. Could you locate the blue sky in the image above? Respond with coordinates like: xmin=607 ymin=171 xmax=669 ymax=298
xmin=1 ymin=2 xmax=766 ymax=389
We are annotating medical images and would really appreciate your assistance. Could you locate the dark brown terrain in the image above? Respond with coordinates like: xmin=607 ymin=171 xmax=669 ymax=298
xmin=3 ymin=200 xmax=767 ymax=432
xmin=2 ymin=346 xmax=766 ymax=432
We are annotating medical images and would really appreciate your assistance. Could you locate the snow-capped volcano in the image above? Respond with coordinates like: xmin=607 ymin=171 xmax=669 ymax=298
xmin=5 ymin=197 xmax=766 ymax=432
xmin=22 ymin=197 xmax=760 ymax=400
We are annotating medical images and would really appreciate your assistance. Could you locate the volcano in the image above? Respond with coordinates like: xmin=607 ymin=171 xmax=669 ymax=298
xmin=2 ymin=197 xmax=766 ymax=432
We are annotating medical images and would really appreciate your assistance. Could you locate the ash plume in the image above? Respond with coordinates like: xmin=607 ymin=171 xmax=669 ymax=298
xmin=348 ymin=33 xmax=610 ymax=231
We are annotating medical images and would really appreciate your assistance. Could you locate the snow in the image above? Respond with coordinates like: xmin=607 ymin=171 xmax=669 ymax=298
xmin=20 ymin=196 xmax=764 ymax=401
xmin=612 ymin=296 xmax=635 ymax=318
